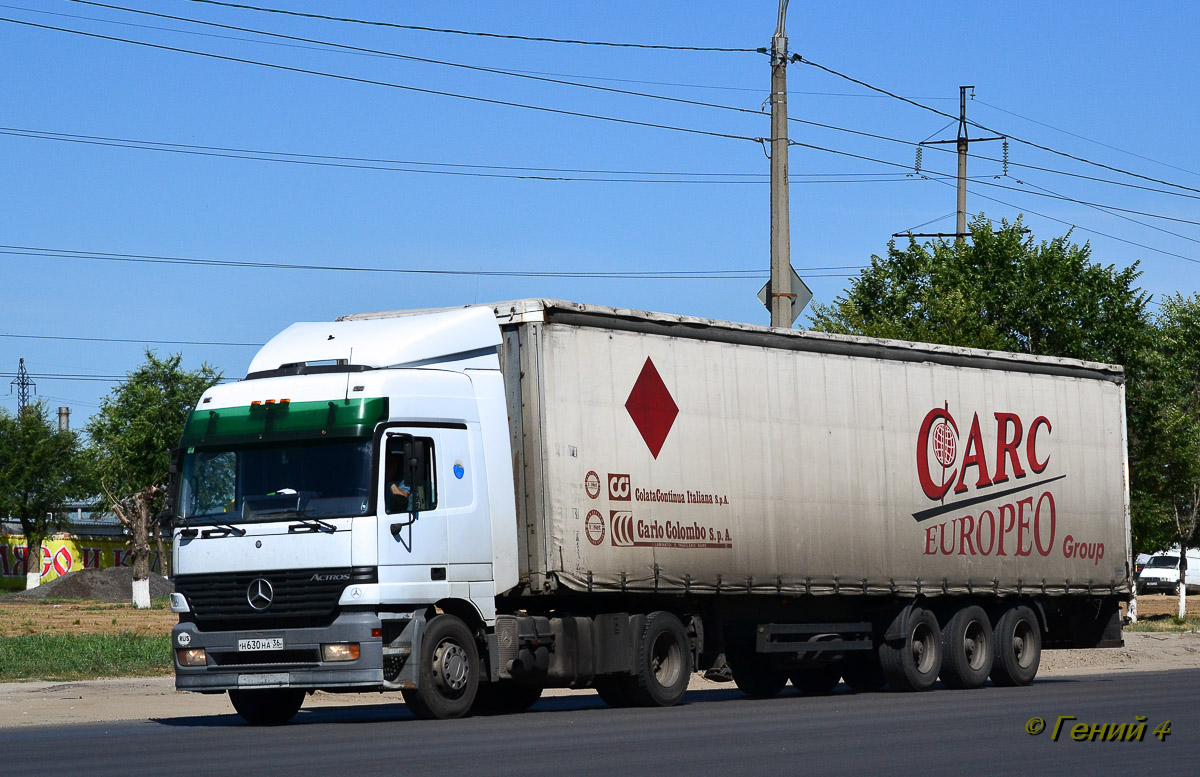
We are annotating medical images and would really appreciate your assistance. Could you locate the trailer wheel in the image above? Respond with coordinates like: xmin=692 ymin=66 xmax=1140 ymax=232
xmin=789 ymin=665 xmax=842 ymax=695
xmin=940 ymin=606 xmax=994 ymax=689
xmin=730 ymin=658 xmax=789 ymax=698
xmin=879 ymin=607 xmax=942 ymax=692
xmin=628 ymin=611 xmax=692 ymax=707
xmin=228 ymin=688 xmax=305 ymax=725
xmin=402 ymin=614 xmax=479 ymax=719
xmin=990 ymin=605 xmax=1041 ymax=687
xmin=471 ymin=681 xmax=542 ymax=715
xmin=840 ymin=656 xmax=886 ymax=693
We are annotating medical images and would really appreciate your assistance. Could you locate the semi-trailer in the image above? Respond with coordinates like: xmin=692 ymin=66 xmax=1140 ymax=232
xmin=168 ymin=299 xmax=1130 ymax=723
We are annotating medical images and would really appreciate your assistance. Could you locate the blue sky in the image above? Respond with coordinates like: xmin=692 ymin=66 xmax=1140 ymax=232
xmin=2 ymin=1 xmax=1198 ymax=425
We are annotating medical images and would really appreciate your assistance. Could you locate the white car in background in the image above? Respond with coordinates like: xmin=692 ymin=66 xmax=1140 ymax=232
xmin=1136 ymin=548 xmax=1200 ymax=595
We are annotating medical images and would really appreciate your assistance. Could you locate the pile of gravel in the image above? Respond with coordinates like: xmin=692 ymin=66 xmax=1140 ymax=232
xmin=3 ymin=566 xmax=174 ymax=602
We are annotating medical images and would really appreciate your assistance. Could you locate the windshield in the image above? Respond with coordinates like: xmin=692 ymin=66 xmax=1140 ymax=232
xmin=1146 ymin=556 xmax=1180 ymax=568
xmin=180 ymin=439 xmax=373 ymax=524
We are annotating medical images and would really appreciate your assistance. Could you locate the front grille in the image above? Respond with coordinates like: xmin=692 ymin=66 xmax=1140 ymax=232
xmin=176 ymin=567 xmax=377 ymax=631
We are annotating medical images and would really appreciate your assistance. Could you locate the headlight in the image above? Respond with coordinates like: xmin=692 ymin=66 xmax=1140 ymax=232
xmin=321 ymin=643 xmax=360 ymax=662
xmin=177 ymin=648 xmax=207 ymax=666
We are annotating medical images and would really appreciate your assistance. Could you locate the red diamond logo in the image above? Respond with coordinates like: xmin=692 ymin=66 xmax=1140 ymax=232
xmin=625 ymin=358 xmax=678 ymax=459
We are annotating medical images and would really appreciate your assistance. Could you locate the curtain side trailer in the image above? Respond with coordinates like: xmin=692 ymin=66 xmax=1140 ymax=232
xmin=170 ymin=299 xmax=1130 ymax=723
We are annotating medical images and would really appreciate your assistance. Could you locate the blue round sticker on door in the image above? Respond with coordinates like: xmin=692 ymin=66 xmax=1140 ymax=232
xmin=453 ymin=462 xmax=465 ymax=479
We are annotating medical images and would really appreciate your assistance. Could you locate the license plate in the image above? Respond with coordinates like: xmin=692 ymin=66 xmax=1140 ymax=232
xmin=238 ymin=673 xmax=289 ymax=687
xmin=238 ymin=638 xmax=284 ymax=651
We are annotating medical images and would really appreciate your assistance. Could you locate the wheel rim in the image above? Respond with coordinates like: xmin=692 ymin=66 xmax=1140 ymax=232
xmin=433 ymin=639 xmax=470 ymax=694
xmin=1011 ymin=620 xmax=1035 ymax=669
xmin=650 ymin=631 xmax=683 ymax=687
xmin=910 ymin=622 xmax=937 ymax=674
xmin=963 ymin=620 xmax=987 ymax=670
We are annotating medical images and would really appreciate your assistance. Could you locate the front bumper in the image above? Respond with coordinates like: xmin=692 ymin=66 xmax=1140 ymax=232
xmin=1136 ymin=578 xmax=1178 ymax=593
xmin=172 ymin=612 xmax=385 ymax=692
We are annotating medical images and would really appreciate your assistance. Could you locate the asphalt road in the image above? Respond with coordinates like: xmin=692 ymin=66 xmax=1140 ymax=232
xmin=6 ymin=670 xmax=1197 ymax=776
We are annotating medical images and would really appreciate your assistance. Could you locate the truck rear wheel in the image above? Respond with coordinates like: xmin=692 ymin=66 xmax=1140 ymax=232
xmin=789 ymin=665 xmax=842 ymax=695
xmin=402 ymin=614 xmax=479 ymax=719
xmin=879 ymin=607 xmax=942 ymax=692
xmin=228 ymin=688 xmax=305 ymax=725
xmin=990 ymin=605 xmax=1041 ymax=687
xmin=628 ymin=611 xmax=692 ymax=707
xmin=940 ymin=605 xmax=994 ymax=690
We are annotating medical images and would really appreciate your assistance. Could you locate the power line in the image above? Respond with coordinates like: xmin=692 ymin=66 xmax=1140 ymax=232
xmin=0 ymin=244 xmax=865 ymax=278
xmin=965 ymin=177 xmax=1200 ymax=227
xmin=181 ymin=0 xmax=762 ymax=53
xmin=0 ymin=125 xmax=924 ymax=184
xmin=925 ymin=176 xmax=1199 ymax=265
xmin=0 ymin=332 xmax=261 ymax=347
xmin=64 ymin=2 xmax=774 ymax=118
xmin=0 ymin=16 xmax=762 ymax=144
xmin=1010 ymin=178 xmax=1200 ymax=247
xmin=795 ymin=56 xmax=1200 ymax=197
xmin=972 ymin=97 xmax=1200 ymax=181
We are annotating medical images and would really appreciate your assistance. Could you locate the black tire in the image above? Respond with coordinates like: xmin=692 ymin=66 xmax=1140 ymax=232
xmin=228 ymin=688 xmax=305 ymax=726
xmin=990 ymin=605 xmax=1041 ymax=687
xmin=940 ymin=605 xmax=994 ymax=690
xmin=879 ymin=607 xmax=942 ymax=692
xmin=471 ymin=681 xmax=543 ymax=715
xmin=788 ymin=665 xmax=842 ymax=695
xmin=593 ymin=675 xmax=636 ymax=707
xmin=627 ymin=611 xmax=692 ymax=707
xmin=401 ymin=614 xmax=480 ymax=719
xmin=840 ymin=655 xmax=887 ymax=693
xmin=729 ymin=657 xmax=789 ymax=698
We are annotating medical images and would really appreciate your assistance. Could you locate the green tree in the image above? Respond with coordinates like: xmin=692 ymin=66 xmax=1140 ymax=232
xmin=0 ymin=402 xmax=89 ymax=589
xmin=809 ymin=216 xmax=1148 ymax=366
xmin=87 ymin=351 xmax=221 ymax=607
xmin=1134 ymin=294 xmax=1200 ymax=617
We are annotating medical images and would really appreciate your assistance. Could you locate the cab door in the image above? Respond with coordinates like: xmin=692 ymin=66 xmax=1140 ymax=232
xmin=376 ymin=425 xmax=491 ymax=587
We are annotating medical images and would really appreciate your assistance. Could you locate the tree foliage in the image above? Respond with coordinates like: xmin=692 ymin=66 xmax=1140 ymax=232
xmin=86 ymin=351 xmax=220 ymax=600
xmin=809 ymin=216 xmax=1149 ymax=366
xmin=87 ymin=351 xmax=222 ymax=502
xmin=0 ymin=402 xmax=90 ymax=585
xmin=1132 ymin=295 xmax=1200 ymax=583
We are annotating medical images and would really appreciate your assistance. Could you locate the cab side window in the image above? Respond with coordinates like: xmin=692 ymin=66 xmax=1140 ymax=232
xmin=385 ymin=435 xmax=437 ymax=514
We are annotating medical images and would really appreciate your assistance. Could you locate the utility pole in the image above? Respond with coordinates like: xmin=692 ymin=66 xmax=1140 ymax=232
xmin=918 ymin=86 xmax=1004 ymax=244
xmin=10 ymin=358 xmax=35 ymax=415
xmin=768 ymin=0 xmax=792 ymax=327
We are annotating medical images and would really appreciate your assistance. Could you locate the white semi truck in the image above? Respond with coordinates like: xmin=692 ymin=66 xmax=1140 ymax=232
xmin=168 ymin=300 xmax=1131 ymax=724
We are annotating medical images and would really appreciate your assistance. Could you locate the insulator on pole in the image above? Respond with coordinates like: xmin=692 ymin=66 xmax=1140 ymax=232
xmin=1002 ymin=138 xmax=1009 ymax=176
xmin=915 ymin=145 xmax=923 ymax=174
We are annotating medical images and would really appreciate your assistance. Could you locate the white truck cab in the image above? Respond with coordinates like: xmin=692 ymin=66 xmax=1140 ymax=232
xmin=170 ymin=307 xmax=518 ymax=721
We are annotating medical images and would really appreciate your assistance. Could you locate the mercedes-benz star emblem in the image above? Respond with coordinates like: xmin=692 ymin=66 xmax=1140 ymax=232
xmin=247 ymin=578 xmax=274 ymax=611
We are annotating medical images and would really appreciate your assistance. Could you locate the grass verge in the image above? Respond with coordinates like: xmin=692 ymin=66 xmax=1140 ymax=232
xmin=1125 ymin=615 xmax=1200 ymax=633
xmin=0 ymin=633 xmax=172 ymax=682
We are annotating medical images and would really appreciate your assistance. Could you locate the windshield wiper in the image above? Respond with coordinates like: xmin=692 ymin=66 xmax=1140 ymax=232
xmin=288 ymin=517 xmax=336 ymax=534
xmin=200 ymin=523 xmax=247 ymax=538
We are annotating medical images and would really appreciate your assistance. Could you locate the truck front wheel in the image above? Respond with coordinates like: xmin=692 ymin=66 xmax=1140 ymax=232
xmin=990 ymin=605 xmax=1041 ymax=687
xmin=403 ymin=614 xmax=480 ymax=719
xmin=879 ymin=607 xmax=942 ymax=691
xmin=228 ymin=688 xmax=305 ymax=725
xmin=629 ymin=611 xmax=692 ymax=707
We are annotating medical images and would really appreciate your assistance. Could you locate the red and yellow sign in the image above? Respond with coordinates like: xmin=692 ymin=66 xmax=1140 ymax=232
xmin=0 ymin=533 xmax=166 ymax=591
